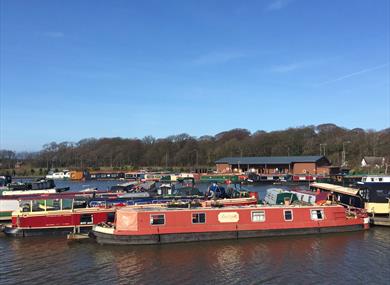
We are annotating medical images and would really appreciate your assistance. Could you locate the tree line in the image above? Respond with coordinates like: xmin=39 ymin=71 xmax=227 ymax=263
xmin=1 ymin=124 xmax=389 ymax=172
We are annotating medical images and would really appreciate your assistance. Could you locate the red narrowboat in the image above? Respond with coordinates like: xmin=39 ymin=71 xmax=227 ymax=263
xmin=2 ymin=194 xmax=257 ymax=237
xmin=92 ymin=204 xmax=369 ymax=245
xmin=3 ymin=194 xmax=117 ymax=237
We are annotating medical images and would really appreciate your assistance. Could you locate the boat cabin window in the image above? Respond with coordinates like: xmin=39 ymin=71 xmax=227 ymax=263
xmin=46 ymin=199 xmax=61 ymax=211
xmin=369 ymin=189 xmax=390 ymax=202
xmin=252 ymin=211 xmax=265 ymax=222
xmin=371 ymin=178 xmax=374 ymax=182
xmin=192 ymin=213 xmax=206 ymax=224
xmin=20 ymin=201 xmax=31 ymax=212
xmin=107 ymin=212 xmax=115 ymax=223
xmin=62 ymin=199 xmax=73 ymax=210
xmin=150 ymin=214 xmax=165 ymax=225
xmin=80 ymin=214 xmax=93 ymax=224
xmin=284 ymin=210 xmax=293 ymax=221
xmin=379 ymin=178 xmax=383 ymax=182
xmin=311 ymin=210 xmax=324 ymax=220
xmin=32 ymin=200 xmax=46 ymax=212
xmin=73 ymin=199 xmax=88 ymax=209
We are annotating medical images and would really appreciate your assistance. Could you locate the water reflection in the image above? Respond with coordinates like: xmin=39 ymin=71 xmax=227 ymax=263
xmin=86 ymin=231 xmax=376 ymax=285
xmin=1 ymin=229 xmax=389 ymax=285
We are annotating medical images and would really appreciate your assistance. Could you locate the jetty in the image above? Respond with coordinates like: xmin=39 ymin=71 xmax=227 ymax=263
xmin=67 ymin=232 xmax=91 ymax=241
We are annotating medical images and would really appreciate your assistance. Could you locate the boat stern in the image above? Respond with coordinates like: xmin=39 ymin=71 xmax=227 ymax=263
xmin=93 ymin=224 xmax=115 ymax=235
xmin=3 ymin=225 xmax=24 ymax=237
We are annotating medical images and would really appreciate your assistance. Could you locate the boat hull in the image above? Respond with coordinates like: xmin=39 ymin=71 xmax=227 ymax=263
xmin=92 ymin=224 xmax=366 ymax=245
xmin=3 ymin=225 xmax=92 ymax=237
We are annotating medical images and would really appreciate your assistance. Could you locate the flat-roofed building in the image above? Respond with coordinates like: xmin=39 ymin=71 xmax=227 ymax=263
xmin=215 ymin=155 xmax=332 ymax=175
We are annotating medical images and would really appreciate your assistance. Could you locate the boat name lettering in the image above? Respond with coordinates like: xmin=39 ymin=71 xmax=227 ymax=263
xmin=218 ymin=212 xmax=239 ymax=223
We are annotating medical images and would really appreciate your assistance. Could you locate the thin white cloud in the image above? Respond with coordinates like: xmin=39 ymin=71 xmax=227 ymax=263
xmin=317 ymin=63 xmax=389 ymax=86
xmin=266 ymin=0 xmax=293 ymax=11
xmin=192 ymin=51 xmax=246 ymax=66
xmin=270 ymin=57 xmax=341 ymax=73
xmin=43 ymin=32 xmax=65 ymax=38
xmin=270 ymin=62 xmax=305 ymax=73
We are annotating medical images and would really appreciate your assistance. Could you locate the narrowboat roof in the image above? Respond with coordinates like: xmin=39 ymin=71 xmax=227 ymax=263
xmin=289 ymin=189 xmax=317 ymax=195
xmin=117 ymin=204 xmax=342 ymax=213
xmin=0 ymin=191 xmax=98 ymax=200
xmin=310 ymin=182 xmax=360 ymax=196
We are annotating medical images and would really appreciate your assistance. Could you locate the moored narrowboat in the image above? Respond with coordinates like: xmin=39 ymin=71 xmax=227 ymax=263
xmin=124 ymin=172 xmax=145 ymax=181
xmin=264 ymin=188 xmax=298 ymax=205
xmin=1 ymin=191 xmax=258 ymax=237
xmin=1 ymin=178 xmax=70 ymax=196
xmin=86 ymin=171 xmax=125 ymax=180
xmin=2 ymin=194 xmax=116 ymax=237
xmin=200 ymin=174 xmax=246 ymax=184
xmin=358 ymin=175 xmax=390 ymax=187
xmin=92 ymin=203 xmax=369 ymax=245
xmin=311 ymin=182 xmax=390 ymax=216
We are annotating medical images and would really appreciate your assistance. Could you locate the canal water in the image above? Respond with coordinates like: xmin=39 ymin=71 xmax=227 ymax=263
xmin=1 ymin=181 xmax=389 ymax=284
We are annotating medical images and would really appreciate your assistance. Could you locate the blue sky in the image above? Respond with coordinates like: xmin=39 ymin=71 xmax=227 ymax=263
xmin=1 ymin=0 xmax=389 ymax=151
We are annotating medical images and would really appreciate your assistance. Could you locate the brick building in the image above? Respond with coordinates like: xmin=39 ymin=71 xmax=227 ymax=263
xmin=215 ymin=156 xmax=332 ymax=175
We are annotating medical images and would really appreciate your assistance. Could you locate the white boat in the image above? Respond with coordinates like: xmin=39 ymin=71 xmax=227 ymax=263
xmin=358 ymin=175 xmax=390 ymax=187
xmin=46 ymin=170 xmax=71 ymax=180
xmin=264 ymin=188 xmax=298 ymax=205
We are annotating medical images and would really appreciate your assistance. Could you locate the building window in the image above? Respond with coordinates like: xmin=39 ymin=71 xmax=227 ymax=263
xmin=150 ymin=214 xmax=165 ymax=225
xmin=252 ymin=211 xmax=265 ymax=222
xmin=311 ymin=210 xmax=324 ymax=220
xmin=284 ymin=210 xmax=293 ymax=221
xmin=192 ymin=213 xmax=206 ymax=224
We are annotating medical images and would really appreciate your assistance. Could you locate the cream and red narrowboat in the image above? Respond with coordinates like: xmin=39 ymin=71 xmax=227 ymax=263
xmin=2 ymin=194 xmax=257 ymax=237
xmin=3 ymin=194 xmax=116 ymax=237
xmin=92 ymin=204 xmax=369 ymax=245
